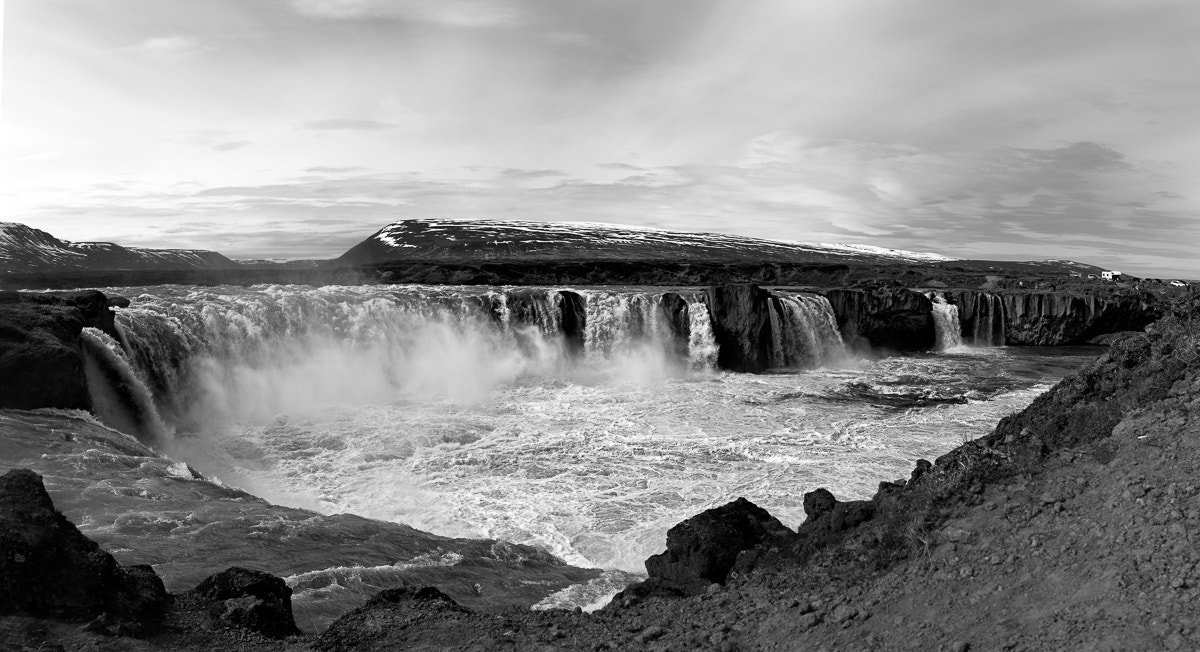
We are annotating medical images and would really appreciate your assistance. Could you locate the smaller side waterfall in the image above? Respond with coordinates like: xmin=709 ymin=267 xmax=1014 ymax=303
xmin=686 ymin=299 xmax=719 ymax=370
xmin=80 ymin=327 xmax=171 ymax=444
xmin=973 ymin=293 xmax=1006 ymax=346
xmin=928 ymin=293 xmax=964 ymax=350
xmin=767 ymin=293 xmax=845 ymax=369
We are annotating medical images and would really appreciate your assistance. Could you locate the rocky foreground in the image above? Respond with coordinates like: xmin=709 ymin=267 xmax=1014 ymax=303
xmin=3 ymin=300 xmax=1199 ymax=650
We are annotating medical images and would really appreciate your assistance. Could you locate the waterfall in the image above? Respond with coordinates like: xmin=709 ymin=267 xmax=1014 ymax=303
xmin=579 ymin=291 xmax=675 ymax=359
xmin=686 ymin=299 xmax=719 ymax=370
xmin=928 ymin=293 xmax=964 ymax=350
xmin=80 ymin=327 xmax=172 ymax=444
xmin=767 ymin=293 xmax=845 ymax=369
xmin=108 ymin=285 xmax=716 ymax=433
xmin=974 ymin=293 xmax=1006 ymax=346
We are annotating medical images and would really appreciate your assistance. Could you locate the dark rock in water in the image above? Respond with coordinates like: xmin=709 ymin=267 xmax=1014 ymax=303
xmin=188 ymin=567 xmax=301 ymax=639
xmin=823 ymin=288 xmax=935 ymax=352
xmin=0 ymin=469 xmax=170 ymax=633
xmin=106 ymin=294 xmax=132 ymax=309
xmin=704 ymin=285 xmax=775 ymax=372
xmin=643 ymin=497 xmax=792 ymax=595
xmin=558 ymin=290 xmax=587 ymax=357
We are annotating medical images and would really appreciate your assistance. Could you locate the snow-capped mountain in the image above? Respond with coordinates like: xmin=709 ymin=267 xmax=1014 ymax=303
xmin=0 ymin=223 xmax=237 ymax=272
xmin=337 ymin=218 xmax=959 ymax=266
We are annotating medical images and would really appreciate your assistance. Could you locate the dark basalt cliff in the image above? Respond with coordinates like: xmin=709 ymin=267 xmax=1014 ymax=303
xmin=0 ymin=291 xmax=123 ymax=411
xmin=703 ymin=285 xmax=775 ymax=372
xmin=823 ymin=287 xmax=936 ymax=353
xmin=942 ymin=289 xmax=1163 ymax=346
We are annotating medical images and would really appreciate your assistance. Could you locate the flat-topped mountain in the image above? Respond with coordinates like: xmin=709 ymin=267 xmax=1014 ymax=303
xmin=0 ymin=223 xmax=236 ymax=272
xmin=335 ymin=218 xmax=959 ymax=266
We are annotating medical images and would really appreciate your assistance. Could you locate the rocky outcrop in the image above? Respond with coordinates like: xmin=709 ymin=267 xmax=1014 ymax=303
xmin=823 ymin=288 xmax=936 ymax=352
xmin=0 ymin=290 xmax=130 ymax=411
xmin=0 ymin=469 xmax=170 ymax=634
xmin=186 ymin=567 xmax=301 ymax=639
xmin=640 ymin=497 xmax=792 ymax=596
xmin=704 ymin=285 xmax=775 ymax=372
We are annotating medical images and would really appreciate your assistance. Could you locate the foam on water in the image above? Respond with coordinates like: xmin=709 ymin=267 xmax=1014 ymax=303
xmin=172 ymin=348 xmax=1067 ymax=572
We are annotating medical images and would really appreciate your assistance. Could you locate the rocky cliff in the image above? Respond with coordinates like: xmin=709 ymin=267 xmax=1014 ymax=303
xmin=943 ymin=289 xmax=1162 ymax=345
xmin=822 ymin=287 xmax=936 ymax=352
xmin=0 ymin=291 xmax=124 ymax=410
xmin=703 ymin=285 xmax=775 ymax=372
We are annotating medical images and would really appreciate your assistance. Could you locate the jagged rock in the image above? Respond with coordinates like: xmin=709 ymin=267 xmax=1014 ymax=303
xmin=0 ymin=469 xmax=170 ymax=633
xmin=704 ymin=285 xmax=775 ymax=372
xmin=644 ymin=497 xmax=792 ymax=595
xmin=800 ymin=488 xmax=876 ymax=532
xmin=188 ymin=566 xmax=301 ymax=639
xmin=803 ymin=488 xmax=838 ymax=521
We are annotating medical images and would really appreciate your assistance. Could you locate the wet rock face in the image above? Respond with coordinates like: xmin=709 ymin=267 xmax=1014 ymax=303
xmin=704 ymin=285 xmax=775 ymax=372
xmin=644 ymin=497 xmax=793 ymax=595
xmin=823 ymin=288 xmax=936 ymax=353
xmin=188 ymin=567 xmax=301 ymax=639
xmin=0 ymin=469 xmax=170 ymax=631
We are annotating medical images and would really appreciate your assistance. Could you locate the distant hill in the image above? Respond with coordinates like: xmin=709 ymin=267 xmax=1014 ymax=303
xmin=0 ymin=223 xmax=237 ymax=272
xmin=335 ymin=219 xmax=961 ymax=267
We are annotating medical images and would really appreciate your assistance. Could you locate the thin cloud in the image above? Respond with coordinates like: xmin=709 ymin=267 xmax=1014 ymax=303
xmin=304 ymin=119 xmax=395 ymax=131
xmin=133 ymin=35 xmax=207 ymax=60
xmin=289 ymin=0 xmax=524 ymax=27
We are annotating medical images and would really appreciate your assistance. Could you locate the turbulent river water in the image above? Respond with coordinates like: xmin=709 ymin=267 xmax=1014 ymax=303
xmin=2 ymin=284 xmax=1103 ymax=626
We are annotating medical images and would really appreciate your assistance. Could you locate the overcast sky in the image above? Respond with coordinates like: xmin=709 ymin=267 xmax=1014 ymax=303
xmin=1 ymin=1 xmax=1197 ymax=276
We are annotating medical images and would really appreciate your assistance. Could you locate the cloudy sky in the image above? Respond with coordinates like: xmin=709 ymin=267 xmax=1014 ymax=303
xmin=1 ymin=1 xmax=1197 ymax=276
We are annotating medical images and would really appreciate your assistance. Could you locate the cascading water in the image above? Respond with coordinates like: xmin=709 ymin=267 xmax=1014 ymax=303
xmin=80 ymin=327 xmax=171 ymax=444
xmin=929 ymin=293 xmax=964 ymax=350
xmin=686 ymin=299 xmax=719 ymax=370
xmin=767 ymin=293 xmax=846 ymax=369
xmin=973 ymin=293 xmax=1006 ymax=346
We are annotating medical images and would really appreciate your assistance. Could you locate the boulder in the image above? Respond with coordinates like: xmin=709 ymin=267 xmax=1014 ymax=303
xmin=188 ymin=567 xmax=301 ymax=639
xmin=0 ymin=469 xmax=170 ymax=632
xmin=799 ymin=487 xmax=876 ymax=532
xmin=644 ymin=497 xmax=792 ymax=595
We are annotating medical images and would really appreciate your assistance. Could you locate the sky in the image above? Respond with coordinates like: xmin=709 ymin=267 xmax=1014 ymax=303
xmin=1 ymin=0 xmax=1198 ymax=276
